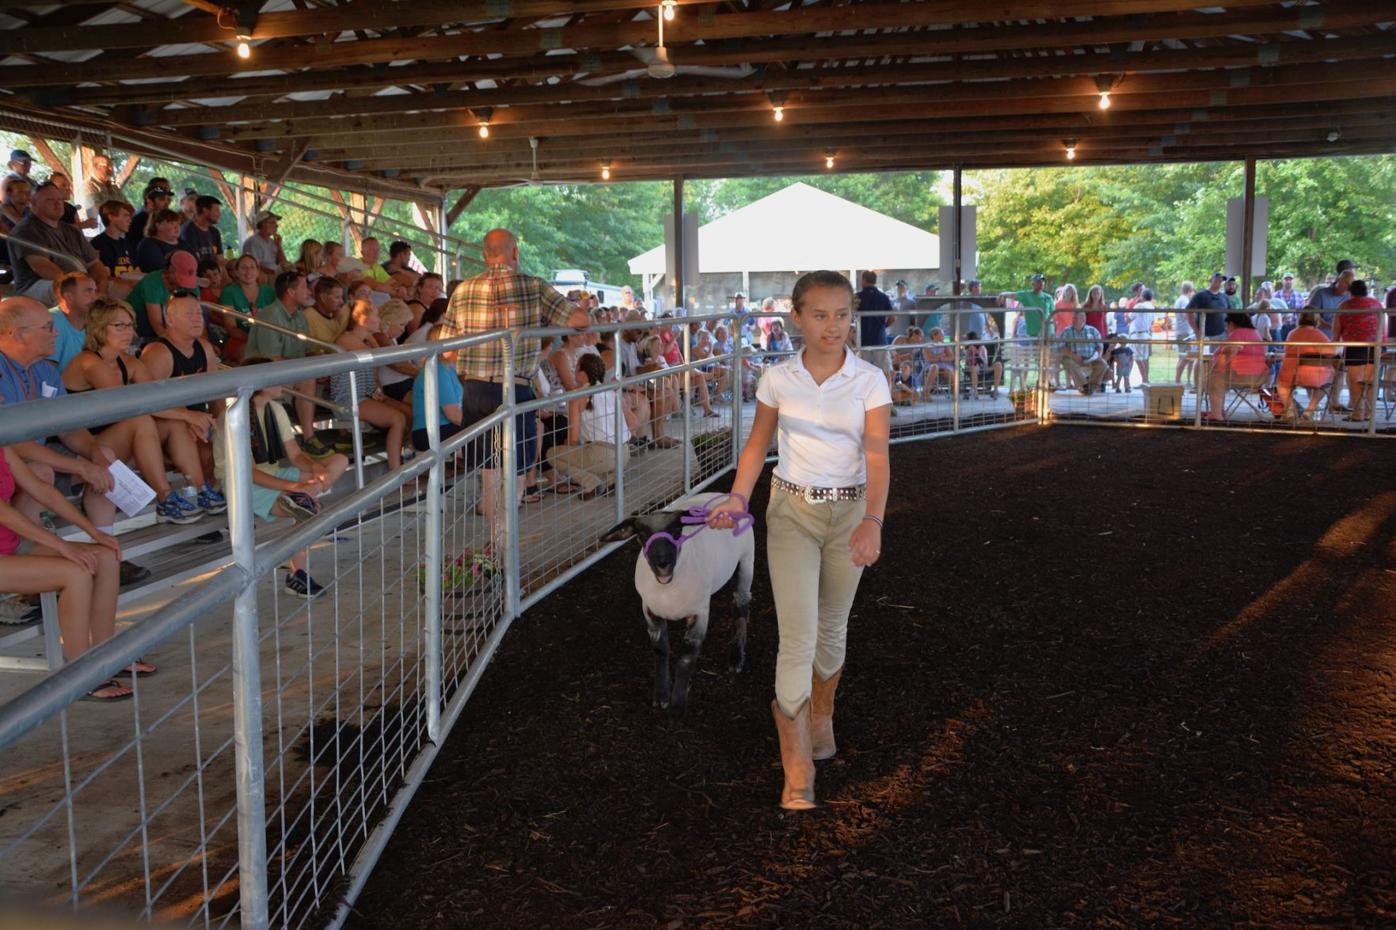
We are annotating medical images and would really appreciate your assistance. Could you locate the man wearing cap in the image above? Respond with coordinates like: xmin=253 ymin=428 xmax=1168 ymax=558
xmin=81 ymin=154 xmax=129 ymax=218
xmin=1223 ymin=276 xmax=1242 ymax=309
xmin=856 ymin=270 xmax=895 ymax=379
xmin=241 ymin=210 xmax=286 ymax=278
xmin=179 ymin=195 xmax=224 ymax=271
xmin=1275 ymin=273 xmax=1304 ymax=311
xmin=999 ymin=273 xmax=1053 ymax=338
xmin=1186 ymin=272 xmax=1230 ymax=340
xmin=127 ymin=180 xmax=173 ymax=251
xmin=6 ymin=180 xmax=109 ymax=305
xmin=5 ymin=149 xmax=32 ymax=181
xmin=126 ymin=250 xmax=199 ymax=343
xmin=891 ymin=279 xmax=917 ymax=332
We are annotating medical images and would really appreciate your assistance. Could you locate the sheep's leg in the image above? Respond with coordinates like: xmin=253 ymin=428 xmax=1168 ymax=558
xmin=728 ymin=544 xmax=755 ymax=673
xmin=669 ymin=611 xmax=709 ymax=721
xmin=644 ymin=607 xmax=671 ymax=710
xmin=728 ymin=586 xmax=751 ymax=673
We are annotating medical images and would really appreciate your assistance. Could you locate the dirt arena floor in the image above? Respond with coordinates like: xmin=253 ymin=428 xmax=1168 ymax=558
xmin=345 ymin=426 xmax=1396 ymax=929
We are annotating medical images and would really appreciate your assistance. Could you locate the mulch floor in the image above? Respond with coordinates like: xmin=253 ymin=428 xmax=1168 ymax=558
xmin=345 ymin=426 xmax=1396 ymax=929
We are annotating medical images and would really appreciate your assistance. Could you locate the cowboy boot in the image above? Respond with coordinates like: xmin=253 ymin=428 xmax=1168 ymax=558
xmin=810 ymin=668 xmax=843 ymax=761
xmin=771 ymin=699 xmax=816 ymax=811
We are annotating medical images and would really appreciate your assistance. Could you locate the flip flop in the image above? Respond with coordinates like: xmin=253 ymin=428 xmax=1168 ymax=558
xmin=84 ymin=680 xmax=134 ymax=702
xmin=551 ymin=481 xmax=583 ymax=494
xmin=521 ymin=489 xmax=544 ymax=504
xmin=125 ymin=659 xmax=158 ymax=677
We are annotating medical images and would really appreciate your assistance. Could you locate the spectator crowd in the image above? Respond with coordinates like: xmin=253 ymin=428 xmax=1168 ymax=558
xmin=0 ymin=144 xmax=1392 ymax=697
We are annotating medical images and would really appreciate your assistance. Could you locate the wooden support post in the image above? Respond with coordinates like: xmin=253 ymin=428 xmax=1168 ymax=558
xmin=204 ymin=167 xmax=238 ymax=215
xmin=1240 ymin=156 xmax=1257 ymax=306
xmin=348 ymin=191 xmax=367 ymax=249
xmin=672 ymin=176 xmax=685 ymax=314
xmin=26 ymin=136 xmax=67 ymax=176
xmin=115 ymin=154 xmax=142 ymax=189
xmin=952 ymin=164 xmax=963 ymax=295
xmin=445 ymin=186 xmax=480 ymax=227
xmin=328 ymin=189 xmax=356 ymax=249
xmin=235 ymin=173 xmax=252 ymax=251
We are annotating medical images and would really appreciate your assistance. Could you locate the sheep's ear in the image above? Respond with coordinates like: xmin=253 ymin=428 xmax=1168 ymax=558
xmin=600 ymin=519 xmax=639 ymax=544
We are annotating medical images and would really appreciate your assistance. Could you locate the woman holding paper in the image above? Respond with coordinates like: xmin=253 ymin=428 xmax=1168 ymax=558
xmin=0 ymin=442 xmax=149 ymax=700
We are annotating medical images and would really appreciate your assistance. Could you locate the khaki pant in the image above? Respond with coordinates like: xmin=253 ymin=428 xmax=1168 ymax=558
xmin=766 ymin=489 xmax=867 ymax=716
xmin=1060 ymin=351 xmax=1107 ymax=388
xmin=545 ymin=441 xmax=627 ymax=492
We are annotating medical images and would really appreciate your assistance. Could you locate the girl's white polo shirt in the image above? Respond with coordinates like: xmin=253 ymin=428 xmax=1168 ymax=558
xmin=755 ymin=348 xmax=892 ymax=488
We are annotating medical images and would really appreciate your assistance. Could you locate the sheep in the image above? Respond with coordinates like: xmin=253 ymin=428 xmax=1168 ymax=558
xmin=601 ymin=492 xmax=755 ymax=720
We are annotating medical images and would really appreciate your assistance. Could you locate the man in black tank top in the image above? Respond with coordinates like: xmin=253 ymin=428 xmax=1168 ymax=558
xmin=140 ymin=295 xmax=227 ymax=515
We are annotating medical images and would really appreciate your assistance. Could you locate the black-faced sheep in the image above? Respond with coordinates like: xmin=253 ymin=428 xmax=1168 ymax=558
xmin=601 ymin=492 xmax=755 ymax=720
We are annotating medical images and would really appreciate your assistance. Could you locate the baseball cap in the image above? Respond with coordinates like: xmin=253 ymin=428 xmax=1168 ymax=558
xmin=733 ymin=291 xmax=745 ymax=299
xmin=1282 ymin=272 xmax=1294 ymax=279
xmin=145 ymin=181 xmax=173 ymax=197
xmin=1030 ymin=272 xmax=1045 ymax=282
xmin=1335 ymin=259 xmax=1355 ymax=274
xmin=1224 ymin=275 xmax=1238 ymax=283
xmin=183 ymin=187 xmax=198 ymax=198
xmin=894 ymin=278 xmax=908 ymax=287
xmin=255 ymin=210 xmax=280 ymax=224
xmin=168 ymin=250 xmax=198 ymax=289
xmin=8 ymin=149 xmax=31 ymax=164
xmin=1210 ymin=271 xmax=1225 ymax=280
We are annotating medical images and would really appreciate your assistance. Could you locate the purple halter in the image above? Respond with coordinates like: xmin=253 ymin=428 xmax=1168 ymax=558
xmin=641 ymin=492 xmax=755 ymax=558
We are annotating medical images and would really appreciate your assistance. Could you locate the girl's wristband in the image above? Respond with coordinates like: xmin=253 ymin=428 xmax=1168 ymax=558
xmin=862 ymin=514 xmax=884 ymax=529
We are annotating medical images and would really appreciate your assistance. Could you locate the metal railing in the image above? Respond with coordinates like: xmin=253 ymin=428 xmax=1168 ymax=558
xmin=0 ymin=302 xmax=1384 ymax=930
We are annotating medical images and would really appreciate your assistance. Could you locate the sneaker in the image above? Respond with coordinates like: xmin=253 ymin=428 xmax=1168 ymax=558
xmin=119 ymin=561 xmax=151 ymax=586
xmin=0 ymin=596 xmax=41 ymax=625
xmin=302 ymin=435 xmax=334 ymax=457
xmin=278 ymin=491 xmax=320 ymax=523
xmin=197 ymin=483 xmax=228 ymax=515
xmin=285 ymin=569 xmax=326 ymax=598
xmin=156 ymin=493 xmax=204 ymax=525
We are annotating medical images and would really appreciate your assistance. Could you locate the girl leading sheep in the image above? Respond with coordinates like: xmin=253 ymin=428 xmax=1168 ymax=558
xmin=708 ymin=270 xmax=891 ymax=811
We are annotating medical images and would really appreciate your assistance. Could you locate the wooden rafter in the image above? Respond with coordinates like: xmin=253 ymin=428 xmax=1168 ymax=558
xmin=0 ymin=0 xmax=1334 ymax=88
xmin=445 ymin=187 xmax=481 ymax=227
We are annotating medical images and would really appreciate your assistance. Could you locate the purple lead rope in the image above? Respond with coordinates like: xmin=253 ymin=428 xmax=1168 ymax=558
xmin=641 ymin=492 xmax=755 ymax=557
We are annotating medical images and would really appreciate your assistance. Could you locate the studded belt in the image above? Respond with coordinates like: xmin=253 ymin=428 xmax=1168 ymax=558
xmin=773 ymin=475 xmax=867 ymax=504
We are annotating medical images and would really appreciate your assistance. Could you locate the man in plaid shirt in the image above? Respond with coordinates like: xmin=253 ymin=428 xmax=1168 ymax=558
xmin=445 ymin=228 xmax=589 ymax=527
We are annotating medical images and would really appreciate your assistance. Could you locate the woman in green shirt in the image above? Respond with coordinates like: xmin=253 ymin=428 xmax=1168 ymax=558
xmin=217 ymin=254 xmax=276 ymax=362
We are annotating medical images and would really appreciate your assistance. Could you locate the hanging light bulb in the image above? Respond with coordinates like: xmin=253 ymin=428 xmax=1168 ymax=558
xmin=601 ymin=162 xmax=612 ymax=180
xmin=773 ymin=105 xmax=784 ymax=123
xmin=1095 ymin=74 xmax=1116 ymax=110
xmin=1063 ymin=139 xmax=1078 ymax=161
xmin=661 ymin=0 xmax=676 ymax=21
xmin=478 ymin=123 xmax=490 ymax=138
xmin=236 ymin=35 xmax=251 ymax=59
xmin=824 ymin=149 xmax=835 ymax=169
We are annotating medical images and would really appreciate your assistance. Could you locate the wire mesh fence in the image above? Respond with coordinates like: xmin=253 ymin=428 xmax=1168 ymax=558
xmin=0 ymin=302 xmax=1386 ymax=930
xmin=1038 ymin=307 xmax=1393 ymax=435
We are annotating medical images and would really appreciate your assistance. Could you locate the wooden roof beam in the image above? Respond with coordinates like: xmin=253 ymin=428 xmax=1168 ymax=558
xmin=304 ymin=101 xmax=1396 ymax=165
xmin=0 ymin=0 xmax=1355 ymax=88
xmin=220 ymin=68 xmax=1396 ymax=143
xmin=134 ymin=32 xmax=1396 ymax=130
xmin=0 ymin=0 xmax=702 ymax=54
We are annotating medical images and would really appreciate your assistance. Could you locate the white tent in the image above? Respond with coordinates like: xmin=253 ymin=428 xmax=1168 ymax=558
xmin=627 ymin=181 xmax=939 ymax=277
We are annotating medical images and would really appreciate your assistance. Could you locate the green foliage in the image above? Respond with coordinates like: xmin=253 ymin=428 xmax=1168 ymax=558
xmin=973 ymin=156 xmax=1396 ymax=300
xmin=7 ymin=131 xmax=1392 ymax=298
xmin=447 ymin=182 xmax=673 ymax=286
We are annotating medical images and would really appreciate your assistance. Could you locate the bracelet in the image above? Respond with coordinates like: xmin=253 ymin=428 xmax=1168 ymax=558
xmin=862 ymin=514 xmax=884 ymax=529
